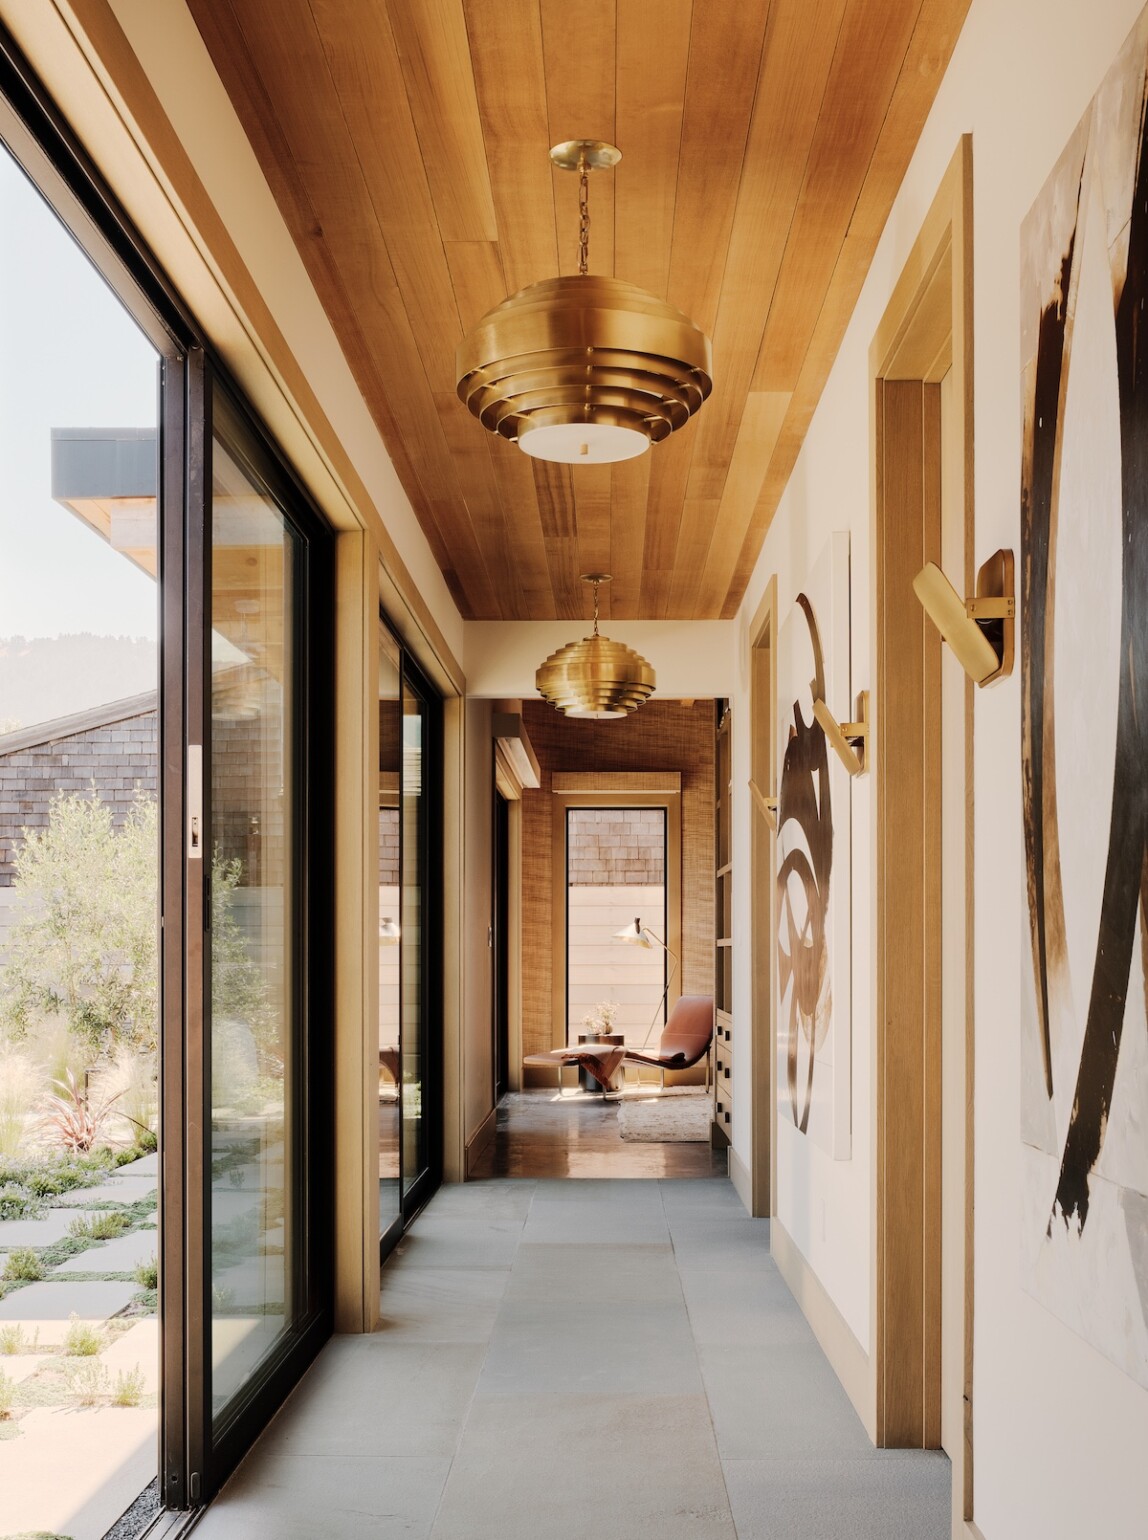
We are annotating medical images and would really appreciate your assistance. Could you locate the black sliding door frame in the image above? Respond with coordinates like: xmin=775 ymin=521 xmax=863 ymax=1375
xmin=0 ymin=21 xmax=335 ymax=1517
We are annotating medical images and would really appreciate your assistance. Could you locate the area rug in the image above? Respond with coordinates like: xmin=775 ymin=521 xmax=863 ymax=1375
xmin=617 ymin=1091 xmax=711 ymax=1142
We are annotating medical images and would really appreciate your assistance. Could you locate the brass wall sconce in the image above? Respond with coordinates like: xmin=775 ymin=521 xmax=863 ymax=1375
xmin=749 ymin=779 xmax=778 ymax=832
xmin=813 ymin=690 xmax=870 ymax=776
xmin=912 ymin=549 xmax=1015 ymax=686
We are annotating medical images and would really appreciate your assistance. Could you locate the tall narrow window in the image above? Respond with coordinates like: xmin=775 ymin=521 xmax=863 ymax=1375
xmin=566 ymin=807 xmax=668 ymax=1048
xmin=378 ymin=628 xmax=401 ymax=1239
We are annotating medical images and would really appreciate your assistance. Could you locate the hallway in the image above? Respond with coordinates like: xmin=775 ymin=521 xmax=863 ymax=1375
xmin=192 ymin=1180 xmax=950 ymax=1539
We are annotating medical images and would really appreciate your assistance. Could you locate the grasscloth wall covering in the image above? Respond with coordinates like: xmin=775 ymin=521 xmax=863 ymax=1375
xmin=520 ymin=699 xmax=715 ymax=1062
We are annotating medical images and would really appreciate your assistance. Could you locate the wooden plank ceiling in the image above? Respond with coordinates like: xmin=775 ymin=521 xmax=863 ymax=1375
xmin=187 ymin=0 xmax=970 ymax=621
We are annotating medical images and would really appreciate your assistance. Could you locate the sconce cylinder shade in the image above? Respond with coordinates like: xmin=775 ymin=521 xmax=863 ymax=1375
xmin=535 ymin=631 xmax=656 ymax=719
xmin=457 ymin=274 xmax=713 ymax=463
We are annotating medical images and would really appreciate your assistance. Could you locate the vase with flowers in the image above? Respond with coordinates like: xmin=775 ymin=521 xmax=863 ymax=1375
xmin=581 ymin=999 xmax=621 ymax=1042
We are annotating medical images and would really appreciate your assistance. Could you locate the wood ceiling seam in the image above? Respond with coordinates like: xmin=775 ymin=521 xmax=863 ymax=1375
xmin=303 ymin=0 xmax=506 ymax=616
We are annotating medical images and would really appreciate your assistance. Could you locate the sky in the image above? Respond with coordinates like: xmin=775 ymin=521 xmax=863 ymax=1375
xmin=0 ymin=141 xmax=160 ymax=642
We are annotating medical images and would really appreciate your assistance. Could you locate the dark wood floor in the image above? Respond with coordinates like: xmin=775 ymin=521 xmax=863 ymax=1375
xmin=468 ymin=1089 xmax=728 ymax=1180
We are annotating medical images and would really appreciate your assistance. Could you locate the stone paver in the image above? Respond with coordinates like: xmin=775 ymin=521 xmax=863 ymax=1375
xmin=0 ymin=1351 xmax=51 ymax=1383
xmin=0 ymin=1403 xmax=155 ymax=1540
xmin=64 ymin=1178 xmax=157 ymax=1207
xmin=54 ymin=1229 xmax=158 ymax=1275
xmin=0 ymin=1279 xmax=138 ymax=1320
xmin=0 ymin=1208 xmax=92 ymax=1250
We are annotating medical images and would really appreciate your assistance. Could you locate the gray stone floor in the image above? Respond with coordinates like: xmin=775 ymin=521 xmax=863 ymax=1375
xmin=194 ymin=1178 xmax=951 ymax=1539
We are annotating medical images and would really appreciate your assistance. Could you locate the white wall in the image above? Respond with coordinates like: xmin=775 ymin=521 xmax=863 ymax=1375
xmin=730 ymin=0 xmax=1148 ymax=1534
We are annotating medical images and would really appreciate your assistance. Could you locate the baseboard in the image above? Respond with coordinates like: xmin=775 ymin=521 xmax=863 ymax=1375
xmin=729 ymin=1143 xmax=753 ymax=1213
xmin=771 ymin=1216 xmax=875 ymax=1441
xmin=464 ymin=1105 xmax=498 ymax=1176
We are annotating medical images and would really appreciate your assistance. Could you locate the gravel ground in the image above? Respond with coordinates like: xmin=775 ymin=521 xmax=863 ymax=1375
xmin=101 ymin=1476 xmax=160 ymax=1540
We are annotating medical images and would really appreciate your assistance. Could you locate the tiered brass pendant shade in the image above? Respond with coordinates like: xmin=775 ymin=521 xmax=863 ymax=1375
xmin=456 ymin=141 xmax=712 ymax=465
xmin=535 ymin=575 xmax=656 ymax=719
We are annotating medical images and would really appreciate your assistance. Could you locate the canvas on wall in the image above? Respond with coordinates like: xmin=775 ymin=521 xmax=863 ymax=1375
xmin=1020 ymin=4 xmax=1148 ymax=1388
xmin=775 ymin=530 xmax=851 ymax=1160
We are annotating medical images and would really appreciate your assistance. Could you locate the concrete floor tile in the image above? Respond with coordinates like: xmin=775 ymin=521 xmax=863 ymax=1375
xmin=506 ymin=1242 xmax=681 ymax=1303
xmin=678 ymin=1268 xmax=816 ymax=1347
xmin=378 ymin=1264 xmax=510 ymax=1342
xmin=698 ymin=1343 xmax=874 ymax=1459
xmin=480 ymin=1298 xmax=700 ymax=1397
xmin=0 ymin=1209 xmax=96 ymax=1250
xmin=430 ymin=1393 xmax=734 ymax=1540
xmin=422 ymin=1181 xmax=536 ymax=1220
xmin=722 ymin=1454 xmax=951 ymax=1539
xmin=262 ymin=1338 xmax=486 ymax=1458
xmin=665 ymin=1217 xmax=774 ymax=1270
xmin=392 ymin=1216 xmax=525 ymax=1269
xmin=194 ymin=1454 xmax=451 ymax=1540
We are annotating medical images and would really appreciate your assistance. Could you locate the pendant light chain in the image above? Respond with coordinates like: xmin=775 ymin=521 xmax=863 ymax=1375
xmin=578 ymin=153 xmax=591 ymax=276
xmin=591 ymin=575 xmax=600 ymax=635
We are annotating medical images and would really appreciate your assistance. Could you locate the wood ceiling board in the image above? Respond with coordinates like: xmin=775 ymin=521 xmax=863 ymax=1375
xmin=751 ymin=0 xmax=924 ymax=392
xmin=613 ymin=0 xmax=691 ymax=301
xmin=531 ymin=461 xmax=584 ymax=620
xmin=383 ymin=0 xmax=498 ymax=242
xmin=682 ymin=0 xmax=846 ymax=507
xmin=464 ymin=0 xmax=559 ymax=296
xmin=485 ymin=439 xmax=556 ymax=617
xmin=663 ymin=1 xmax=771 ymax=338
xmin=540 ymin=0 xmax=616 ymax=281
xmin=666 ymin=497 xmax=722 ymax=617
xmin=432 ymin=391 xmax=524 ymax=617
xmin=185 ymin=0 xmax=471 ymax=594
xmin=724 ymin=0 xmax=972 ymax=611
xmin=695 ymin=390 xmax=790 ymax=617
xmin=605 ymin=452 xmax=651 ymax=619
xmin=640 ymin=423 xmax=697 ymax=613
xmin=443 ymin=239 xmax=508 ymax=333
xmin=189 ymin=0 xmax=969 ymax=622
xmin=571 ymin=463 xmax=614 ymax=615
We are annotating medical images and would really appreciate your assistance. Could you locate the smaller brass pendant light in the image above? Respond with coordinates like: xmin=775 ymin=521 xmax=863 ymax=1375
xmin=535 ymin=574 xmax=656 ymax=719
xmin=457 ymin=140 xmax=712 ymax=464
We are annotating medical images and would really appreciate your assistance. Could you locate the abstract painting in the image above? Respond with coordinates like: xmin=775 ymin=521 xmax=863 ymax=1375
xmin=776 ymin=531 xmax=851 ymax=1160
xmin=1020 ymin=5 xmax=1148 ymax=1387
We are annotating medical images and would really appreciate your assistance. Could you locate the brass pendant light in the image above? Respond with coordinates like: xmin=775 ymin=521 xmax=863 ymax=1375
xmin=456 ymin=140 xmax=712 ymax=465
xmin=535 ymin=574 xmax=656 ymax=719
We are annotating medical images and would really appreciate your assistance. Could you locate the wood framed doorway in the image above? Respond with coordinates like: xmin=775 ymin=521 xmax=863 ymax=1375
xmin=870 ymin=135 xmax=975 ymax=1526
xmin=748 ymin=577 xmax=778 ymax=1217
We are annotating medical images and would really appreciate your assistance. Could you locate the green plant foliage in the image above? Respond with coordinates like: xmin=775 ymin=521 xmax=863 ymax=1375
xmin=68 ymin=1210 xmax=130 ymax=1242
xmin=0 ymin=790 xmax=159 ymax=1055
xmin=1 ymin=789 xmax=270 ymax=1078
xmin=61 ymin=1314 xmax=103 ymax=1357
xmin=2 ymin=1248 xmax=44 ymax=1283
xmin=0 ymin=1186 xmax=40 ymax=1222
xmin=0 ymin=1368 xmax=14 ymax=1417
xmin=133 ymin=1255 xmax=158 ymax=1290
xmin=111 ymin=1364 xmax=145 ymax=1407
xmin=0 ymin=1324 xmax=38 ymax=1354
xmin=0 ymin=1044 xmax=41 ymax=1158
xmin=65 ymin=1359 xmax=107 ymax=1405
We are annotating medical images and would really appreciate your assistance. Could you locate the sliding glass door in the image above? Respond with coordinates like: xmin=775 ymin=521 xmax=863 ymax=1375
xmin=378 ymin=621 xmax=440 ymax=1239
xmin=203 ymin=384 xmax=332 ymax=1472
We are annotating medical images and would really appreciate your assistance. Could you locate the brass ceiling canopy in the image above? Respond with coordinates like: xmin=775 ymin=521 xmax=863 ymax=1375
xmin=535 ymin=574 xmax=656 ymax=718
xmin=456 ymin=140 xmax=712 ymax=465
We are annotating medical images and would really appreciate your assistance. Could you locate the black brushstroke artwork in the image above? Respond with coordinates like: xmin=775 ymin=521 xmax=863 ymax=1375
xmin=777 ymin=594 xmax=833 ymax=1134
xmin=1022 ymin=81 xmax=1148 ymax=1237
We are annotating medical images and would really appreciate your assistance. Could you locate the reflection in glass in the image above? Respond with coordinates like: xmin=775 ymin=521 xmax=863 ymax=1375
xmin=400 ymin=689 xmax=425 ymax=1197
xmin=378 ymin=629 xmax=401 ymax=1231
xmin=209 ymin=396 xmax=298 ymax=1419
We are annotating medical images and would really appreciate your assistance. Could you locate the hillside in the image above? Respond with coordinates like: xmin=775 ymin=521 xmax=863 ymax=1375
xmin=0 ymin=634 xmax=156 ymax=733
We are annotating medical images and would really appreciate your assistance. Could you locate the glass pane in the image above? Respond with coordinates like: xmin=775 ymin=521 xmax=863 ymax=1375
xmin=0 ymin=141 xmax=161 ymax=1538
xmin=209 ymin=396 xmax=299 ymax=1420
xmin=400 ymin=682 xmax=424 ymax=1197
xmin=378 ymin=628 xmax=401 ymax=1232
xmin=566 ymin=807 xmax=668 ymax=1048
